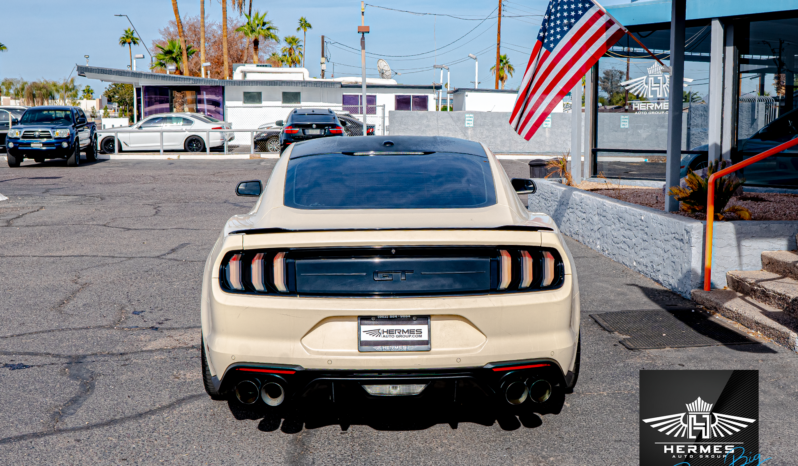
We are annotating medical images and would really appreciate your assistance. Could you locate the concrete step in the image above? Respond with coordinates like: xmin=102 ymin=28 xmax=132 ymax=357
xmin=726 ymin=270 xmax=798 ymax=318
xmin=762 ymin=250 xmax=798 ymax=281
xmin=692 ymin=289 xmax=798 ymax=352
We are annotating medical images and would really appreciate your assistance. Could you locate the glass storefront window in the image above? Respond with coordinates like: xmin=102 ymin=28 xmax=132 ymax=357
xmin=142 ymin=86 xmax=225 ymax=122
xmin=593 ymin=24 xmax=711 ymax=180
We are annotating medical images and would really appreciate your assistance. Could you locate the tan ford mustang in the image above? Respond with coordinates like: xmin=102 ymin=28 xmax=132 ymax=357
xmin=201 ymin=136 xmax=580 ymax=414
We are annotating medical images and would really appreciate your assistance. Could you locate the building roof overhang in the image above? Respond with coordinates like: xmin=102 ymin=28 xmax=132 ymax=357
xmin=607 ymin=0 xmax=798 ymax=28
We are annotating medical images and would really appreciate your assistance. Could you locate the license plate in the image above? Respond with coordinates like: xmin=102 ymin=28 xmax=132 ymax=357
xmin=359 ymin=316 xmax=430 ymax=352
xmin=31 ymin=143 xmax=43 ymax=148
xmin=305 ymin=129 xmax=322 ymax=135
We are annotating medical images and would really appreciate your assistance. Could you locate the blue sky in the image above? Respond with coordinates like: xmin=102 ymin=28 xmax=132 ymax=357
xmin=0 ymin=0 xmax=631 ymax=93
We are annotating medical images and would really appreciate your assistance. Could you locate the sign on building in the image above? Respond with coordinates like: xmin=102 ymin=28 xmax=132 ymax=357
xmin=543 ymin=116 xmax=552 ymax=128
xmin=465 ymin=114 xmax=474 ymax=127
xmin=620 ymin=115 xmax=629 ymax=128
xmin=621 ymin=62 xmax=694 ymax=114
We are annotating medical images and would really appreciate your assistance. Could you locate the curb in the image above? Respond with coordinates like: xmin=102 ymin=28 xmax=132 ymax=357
xmin=2 ymin=154 xmax=280 ymax=162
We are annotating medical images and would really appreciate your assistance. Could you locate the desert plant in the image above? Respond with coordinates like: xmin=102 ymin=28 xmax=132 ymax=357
xmin=668 ymin=160 xmax=751 ymax=220
xmin=544 ymin=153 xmax=573 ymax=186
xmin=102 ymin=105 xmax=109 ymax=118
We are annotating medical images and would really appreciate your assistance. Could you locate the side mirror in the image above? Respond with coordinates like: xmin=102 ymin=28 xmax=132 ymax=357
xmin=236 ymin=180 xmax=263 ymax=197
xmin=275 ymin=120 xmax=284 ymax=127
xmin=77 ymin=116 xmax=87 ymax=125
xmin=511 ymin=178 xmax=537 ymax=195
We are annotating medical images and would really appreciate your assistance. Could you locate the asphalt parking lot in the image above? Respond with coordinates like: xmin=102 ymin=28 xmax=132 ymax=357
xmin=1 ymin=158 xmax=796 ymax=465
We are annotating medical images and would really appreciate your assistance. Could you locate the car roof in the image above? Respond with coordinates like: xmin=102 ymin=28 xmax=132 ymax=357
xmin=24 ymin=106 xmax=75 ymax=111
xmin=288 ymin=136 xmax=487 ymax=158
xmin=291 ymin=108 xmax=335 ymax=115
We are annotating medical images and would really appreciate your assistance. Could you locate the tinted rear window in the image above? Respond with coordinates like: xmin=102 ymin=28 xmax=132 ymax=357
xmin=290 ymin=114 xmax=337 ymax=124
xmin=284 ymin=153 xmax=496 ymax=209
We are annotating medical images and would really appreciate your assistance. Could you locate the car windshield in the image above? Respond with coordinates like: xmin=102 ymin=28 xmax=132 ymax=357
xmin=5 ymin=108 xmax=25 ymax=119
xmin=19 ymin=109 xmax=72 ymax=125
xmin=284 ymin=152 xmax=497 ymax=209
xmin=290 ymin=114 xmax=337 ymax=124
xmin=191 ymin=114 xmax=214 ymax=123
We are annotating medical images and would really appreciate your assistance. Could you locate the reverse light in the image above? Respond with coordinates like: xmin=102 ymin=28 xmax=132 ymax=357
xmin=498 ymin=249 xmax=512 ymax=290
xmin=283 ymin=126 xmax=299 ymax=134
xmin=251 ymin=253 xmax=266 ymax=292
xmin=226 ymin=254 xmax=244 ymax=290
xmin=542 ymin=251 xmax=556 ymax=287
xmin=520 ymin=250 xmax=534 ymax=289
xmin=329 ymin=126 xmax=344 ymax=134
xmin=273 ymin=252 xmax=288 ymax=292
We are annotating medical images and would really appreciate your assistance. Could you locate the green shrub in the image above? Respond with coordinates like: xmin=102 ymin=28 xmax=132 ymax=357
xmin=668 ymin=160 xmax=751 ymax=220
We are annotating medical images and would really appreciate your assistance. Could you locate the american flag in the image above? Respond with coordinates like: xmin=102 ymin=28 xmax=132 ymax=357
xmin=509 ymin=0 xmax=626 ymax=140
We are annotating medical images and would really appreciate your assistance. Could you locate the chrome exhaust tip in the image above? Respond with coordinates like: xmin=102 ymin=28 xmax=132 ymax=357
xmin=505 ymin=381 xmax=529 ymax=405
xmin=235 ymin=380 xmax=260 ymax=405
xmin=528 ymin=379 xmax=552 ymax=404
xmin=260 ymin=381 xmax=286 ymax=407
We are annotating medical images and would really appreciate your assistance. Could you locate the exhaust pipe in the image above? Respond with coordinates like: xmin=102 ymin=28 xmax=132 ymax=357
xmin=528 ymin=379 xmax=552 ymax=404
xmin=235 ymin=380 xmax=260 ymax=405
xmin=260 ymin=381 xmax=286 ymax=407
xmin=504 ymin=381 xmax=529 ymax=405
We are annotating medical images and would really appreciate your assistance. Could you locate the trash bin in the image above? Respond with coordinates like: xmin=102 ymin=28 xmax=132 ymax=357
xmin=529 ymin=159 xmax=550 ymax=178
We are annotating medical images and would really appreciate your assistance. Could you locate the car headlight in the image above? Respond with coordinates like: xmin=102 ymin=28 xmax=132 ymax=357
xmin=9 ymin=129 xmax=20 ymax=138
xmin=54 ymin=129 xmax=71 ymax=138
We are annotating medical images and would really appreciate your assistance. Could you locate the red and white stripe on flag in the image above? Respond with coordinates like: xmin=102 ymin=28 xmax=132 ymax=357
xmin=510 ymin=0 xmax=625 ymax=141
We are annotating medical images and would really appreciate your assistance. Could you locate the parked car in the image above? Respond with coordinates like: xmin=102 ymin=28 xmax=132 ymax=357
xmin=253 ymin=121 xmax=282 ymax=153
xmin=6 ymin=106 xmax=96 ymax=167
xmin=683 ymin=107 xmax=798 ymax=186
xmin=97 ymin=112 xmax=233 ymax=153
xmin=0 ymin=106 xmax=27 ymax=152
xmin=334 ymin=112 xmax=376 ymax=136
xmin=200 ymin=136 xmax=580 ymax=415
xmin=278 ymin=108 xmax=346 ymax=153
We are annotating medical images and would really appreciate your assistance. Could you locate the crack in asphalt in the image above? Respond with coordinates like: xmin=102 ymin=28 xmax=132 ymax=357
xmin=1 ymin=206 xmax=44 ymax=227
xmin=50 ymin=356 xmax=96 ymax=431
xmin=0 ymin=394 xmax=205 ymax=445
xmin=0 ymin=325 xmax=201 ymax=339
xmin=0 ymin=254 xmax=203 ymax=263
xmin=52 ymin=274 xmax=91 ymax=316
xmin=0 ymin=344 xmax=200 ymax=360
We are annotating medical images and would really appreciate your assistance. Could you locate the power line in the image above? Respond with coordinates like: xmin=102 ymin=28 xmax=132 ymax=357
xmin=364 ymin=3 xmax=540 ymax=20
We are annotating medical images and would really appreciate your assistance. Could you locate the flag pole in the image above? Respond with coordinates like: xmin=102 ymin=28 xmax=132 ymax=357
xmin=592 ymin=0 xmax=668 ymax=68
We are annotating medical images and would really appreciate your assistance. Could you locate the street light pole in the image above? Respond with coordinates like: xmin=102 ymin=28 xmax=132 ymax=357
xmin=468 ymin=54 xmax=478 ymax=89
xmin=434 ymin=64 xmax=448 ymax=111
xmin=115 ymin=14 xmax=153 ymax=67
xmin=358 ymin=2 xmax=370 ymax=136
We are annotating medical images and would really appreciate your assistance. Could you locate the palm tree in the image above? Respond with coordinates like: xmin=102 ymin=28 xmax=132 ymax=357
xmin=282 ymin=36 xmax=303 ymax=68
xmin=297 ymin=17 xmax=312 ymax=68
xmin=267 ymin=52 xmax=283 ymax=68
xmin=490 ymin=54 xmax=515 ymax=90
xmin=171 ymin=0 xmax=190 ymax=76
xmin=222 ymin=0 xmax=230 ymax=78
xmin=118 ymin=29 xmax=140 ymax=70
xmin=0 ymin=42 xmax=6 ymax=51
xmin=200 ymin=0 xmax=206 ymax=76
xmin=236 ymin=11 xmax=279 ymax=65
xmin=152 ymin=39 xmax=196 ymax=75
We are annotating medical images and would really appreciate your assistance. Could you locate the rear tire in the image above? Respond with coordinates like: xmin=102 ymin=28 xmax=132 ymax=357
xmin=100 ymin=137 xmax=119 ymax=155
xmin=185 ymin=136 xmax=205 ymax=153
xmin=266 ymin=136 xmax=280 ymax=153
xmin=202 ymin=337 xmax=224 ymax=400
xmin=66 ymin=140 xmax=80 ymax=167
xmin=6 ymin=152 xmax=21 ymax=167
xmin=85 ymin=135 xmax=97 ymax=162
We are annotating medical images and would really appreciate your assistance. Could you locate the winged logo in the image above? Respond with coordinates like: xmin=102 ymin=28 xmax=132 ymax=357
xmin=362 ymin=328 xmax=383 ymax=338
xmin=643 ymin=397 xmax=756 ymax=439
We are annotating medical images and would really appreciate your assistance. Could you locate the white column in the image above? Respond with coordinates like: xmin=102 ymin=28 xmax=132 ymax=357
xmin=583 ymin=66 xmax=595 ymax=179
xmin=571 ymin=81 xmax=583 ymax=185
xmin=721 ymin=23 xmax=737 ymax=162
xmin=707 ymin=19 xmax=724 ymax=164
xmin=665 ymin=0 xmax=686 ymax=212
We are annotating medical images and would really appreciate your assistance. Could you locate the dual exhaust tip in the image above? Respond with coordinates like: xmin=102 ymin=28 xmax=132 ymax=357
xmin=235 ymin=379 xmax=286 ymax=407
xmin=504 ymin=379 xmax=552 ymax=406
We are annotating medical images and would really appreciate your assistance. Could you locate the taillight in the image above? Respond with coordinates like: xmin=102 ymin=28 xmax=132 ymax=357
xmin=251 ymin=253 xmax=266 ymax=292
xmin=329 ymin=126 xmax=344 ymax=134
xmin=367 ymin=127 xmax=375 ymax=135
xmin=542 ymin=251 xmax=556 ymax=287
xmin=283 ymin=126 xmax=299 ymax=134
xmin=212 ymin=126 xmax=223 ymax=130
xmin=273 ymin=252 xmax=288 ymax=292
xmin=225 ymin=254 xmax=244 ymax=290
xmin=520 ymin=250 xmax=534 ymax=289
xmin=499 ymin=250 xmax=512 ymax=290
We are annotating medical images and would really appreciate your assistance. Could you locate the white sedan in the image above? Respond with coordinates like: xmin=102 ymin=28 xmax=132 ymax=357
xmin=98 ymin=113 xmax=234 ymax=153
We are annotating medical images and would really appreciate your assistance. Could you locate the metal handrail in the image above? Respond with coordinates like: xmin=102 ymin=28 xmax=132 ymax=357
xmin=703 ymin=136 xmax=798 ymax=290
xmin=95 ymin=127 xmax=271 ymax=155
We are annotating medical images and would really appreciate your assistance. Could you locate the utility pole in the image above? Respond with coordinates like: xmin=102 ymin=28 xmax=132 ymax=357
xmin=495 ymin=0 xmax=502 ymax=90
xmin=320 ymin=35 xmax=326 ymax=79
xmin=358 ymin=2 xmax=370 ymax=135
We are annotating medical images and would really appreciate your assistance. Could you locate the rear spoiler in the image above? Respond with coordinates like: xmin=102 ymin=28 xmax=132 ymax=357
xmin=229 ymin=225 xmax=553 ymax=235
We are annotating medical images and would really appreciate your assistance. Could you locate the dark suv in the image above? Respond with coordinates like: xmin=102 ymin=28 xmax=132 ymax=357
xmin=278 ymin=108 xmax=345 ymax=153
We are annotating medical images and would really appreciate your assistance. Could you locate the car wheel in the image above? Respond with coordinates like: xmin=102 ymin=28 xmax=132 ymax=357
xmin=85 ymin=135 xmax=97 ymax=162
xmin=66 ymin=140 xmax=80 ymax=167
xmin=185 ymin=136 xmax=205 ymax=153
xmin=100 ymin=137 xmax=119 ymax=154
xmin=266 ymin=136 xmax=280 ymax=153
xmin=6 ymin=152 xmax=21 ymax=167
xmin=201 ymin=337 xmax=225 ymax=400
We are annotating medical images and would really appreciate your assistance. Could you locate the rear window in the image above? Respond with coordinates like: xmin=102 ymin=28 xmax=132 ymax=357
xmin=284 ymin=153 xmax=497 ymax=209
xmin=290 ymin=114 xmax=337 ymax=124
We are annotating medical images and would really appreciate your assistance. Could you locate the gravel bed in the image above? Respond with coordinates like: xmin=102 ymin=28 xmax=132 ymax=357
xmin=572 ymin=181 xmax=798 ymax=221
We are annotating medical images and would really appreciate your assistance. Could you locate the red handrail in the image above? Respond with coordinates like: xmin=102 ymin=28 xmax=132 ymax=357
xmin=704 ymin=136 xmax=798 ymax=291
